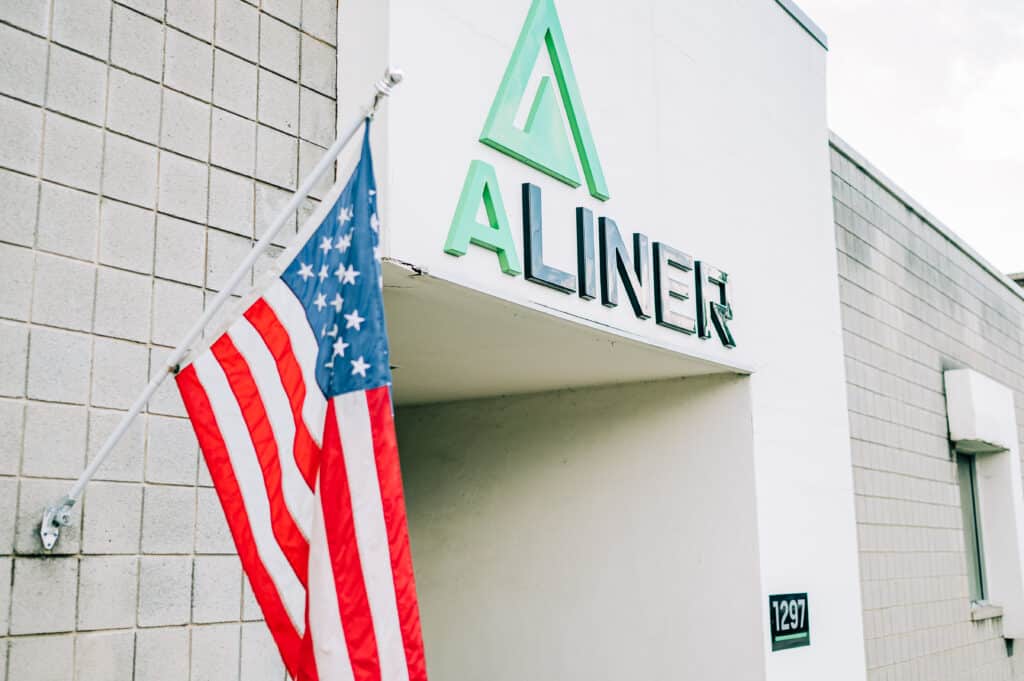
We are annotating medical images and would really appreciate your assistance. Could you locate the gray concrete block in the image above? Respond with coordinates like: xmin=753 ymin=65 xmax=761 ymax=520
xmin=103 ymin=132 xmax=160 ymax=208
xmin=119 ymin=0 xmax=164 ymax=19
xmin=138 ymin=555 xmax=192 ymax=626
xmin=263 ymin=0 xmax=300 ymax=26
xmin=0 ymin=243 xmax=33 ymax=321
xmin=151 ymin=279 xmax=203 ymax=347
xmin=0 ymin=399 xmax=24 ymax=474
xmin=195 ymin=487 xmax=235 ymax=554
xmin=302 ymin=0 xmax=337 ymax=45
xmin=257 ymin=69 xmax=299 ymax=135
xmin=42 ymin=113 xmax=103 ymax=192
xmin=141 ymin=485 xmax=195 ymax=554
xmin=10 ymin=557 xmax=78 ymax=634
xmin=300 ymin=34 xmax=336 ymax=97
xmin=52 ymin=0 xmax=112 ymax=59
xmin=241 ymin=576 xmax=261 ymax=620
xmin=135 ymin=627 xmax=190 ymax=681
xmin=299 ymin=87 xmax=334 ymax=147
xmin=0 ymin=0 xmax=50 ymax=34
xmin=213 ymin=49 xmax=257 ymax=119
xmin=31 ymin=251 xmax=95 ymax=331
xmin=147 ymin=346 xmax=188 ymax=417
xmin=165 ymin=28 xmax=213 ymax=101
xmin=91 ymin=337 xmax=149 ymax=409
xmin=154 ymin=213 xmax=206 ymax=286
xmin=94 ymin=267 xmax=153 ymax=342
xmin=78 ymin=555 xmax=139 ymax=630
xmin=74 ymin=630 xmax=135 ymax=681
xmin=215 ymin=0 xmax=258 ymax=61
xmin=81 ymin=481 xmax=143 ymax=554
xmin=26 ymin=326 xmax=92 ymax=403
xmin=0 ymin=96 xmax=42 ymax=175
xmin=205 ymin=228 xmax=252 ymax=292
xmin=14 ymin=478 xmax=81 ymax=554
xmin=110 ymin=5 xmax=164 ymax=81
xmin=86 ymin=408 xmax=146 ymax=482
xmin=211 ymin=108 xmax=256 ymax=175
xmin=8 ymin=634 xmax=74 ymax=681
xmin=255 ymin=182 xmax=295 ymax=245
xmin=21 ymin=402 xmax=87 ymax=479
xmin=160 ymin=90 xmax=211 ymax=161
xmin=299 ymin=140 xmax=332 ymax=201
xmin=145 ymin=413 xmax=198 ymax=485
xmin=255 ymin=125 xmax=297 ymax=189
xmin=0 ymin=558 xmax=10 ymax=633
xmin=259 ymin=15 xmax=299 ymax=81
xmin=98 ymin=199 xmax=156 ymax=274
xmin=241 ymin=621 xmax=286 ymax=680
xmin=167 ymin=0 xmax=215 ymax=41
xmin=37 ymin=182 xmax=99 ymax=261
xmin=191 ymin=623 xmax=241 ymax=681
xmin=46 ymin=45 xmax=107 ymax=125
xmin=0 ymin=23 xmax=46 ymax=104
xmin=209 ymin=167 xmax=254 ymax=236
xmin=107 ymin=68 xmax=162 ymax=144
xmin=192 ymin=554 xmax=242 ymax=623
xmin=0 ymin=478 xmax=13 ymax=552
xmin=0 ymin=168 xmax=38 ymax=246
xmin=158 ymin=151 xmax=209 ymax=223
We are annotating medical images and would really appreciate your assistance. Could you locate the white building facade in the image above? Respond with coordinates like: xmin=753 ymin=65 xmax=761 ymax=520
xmin=0 ymin=0 xmax=1021 ymax=680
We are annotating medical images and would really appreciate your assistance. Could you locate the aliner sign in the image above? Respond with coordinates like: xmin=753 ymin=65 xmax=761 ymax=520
xmin=443 ymin=0 xmax=736 ymax=348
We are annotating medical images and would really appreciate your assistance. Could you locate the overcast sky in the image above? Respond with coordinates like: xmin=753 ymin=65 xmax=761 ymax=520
xmin=797 ymin=0 xmax=1024 ymax=274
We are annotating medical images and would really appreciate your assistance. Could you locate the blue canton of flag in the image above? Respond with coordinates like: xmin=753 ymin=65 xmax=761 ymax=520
xmin=281 ymin=123 xmax=390 ymax=397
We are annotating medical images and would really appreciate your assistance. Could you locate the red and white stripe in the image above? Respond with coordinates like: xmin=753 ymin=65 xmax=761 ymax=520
xmin=177 ymin=279 xmax=427 ymax=681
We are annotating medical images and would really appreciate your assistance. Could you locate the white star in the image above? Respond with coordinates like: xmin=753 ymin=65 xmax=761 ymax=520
xmin=344 ymin=310 xmax=365 ymax=331
xmin=332 ymin=337 xmax=349 ymax=357
xmin=319 ymin=236 xmax=332 ymax=255
xmin=350 ymin=356 xmax=370 ymax=377
xmin=370 ymin=213 xmax=380 ymax=232
xmin=373 ymin=245 xmax=382 ymax=261
xmin=338 ymin=264 xmax=360 ymax=286
xmin=369 ymin=189 xmax=376 ymax=197
xmin=320 ymin=323 xmax=338 ymax=338
xmin=334 ymin=232 xmax=352 ymax=253
xmin=337 ymin=205 xmax=353 ymax=224
xmin=330 ymin=293 xmax=344 ymax=313
xmin=297 ymin=262 xmax=314 ymax=281
xmin=318 ymin=264 xmax=328 ymax=282
xmin=313 ymin=293 xmax=327 ymax=311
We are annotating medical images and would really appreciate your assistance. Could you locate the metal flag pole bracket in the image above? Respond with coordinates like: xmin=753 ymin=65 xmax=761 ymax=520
xmin=38 ymin=67 xmax=405 ymax=552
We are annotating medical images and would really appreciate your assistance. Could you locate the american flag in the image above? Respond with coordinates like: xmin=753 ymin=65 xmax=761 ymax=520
xmin=175 ymin=123 xmax=427 ymax=681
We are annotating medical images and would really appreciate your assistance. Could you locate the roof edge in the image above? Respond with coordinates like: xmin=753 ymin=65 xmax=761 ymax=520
xmin=829 ymin=131 xmax=1024 ymax=305
xmin=774 ymin=0 xmax=828 ymax=50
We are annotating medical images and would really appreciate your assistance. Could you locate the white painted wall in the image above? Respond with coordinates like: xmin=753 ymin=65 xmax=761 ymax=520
xmin=341 ymin=0 xmax=866 ymax=677
xmin=396 ymin=376 xmax=765 ymax=680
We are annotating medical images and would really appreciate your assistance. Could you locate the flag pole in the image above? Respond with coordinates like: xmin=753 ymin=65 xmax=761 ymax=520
xmin=39 ymin=68 xmax=405 ymax=551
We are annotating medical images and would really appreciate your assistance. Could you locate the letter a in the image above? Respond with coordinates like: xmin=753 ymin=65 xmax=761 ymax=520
xmin=479 ymin=0 xmax=610 ymax=201
xmin=444 ymin=160 xmax=522 ymax=275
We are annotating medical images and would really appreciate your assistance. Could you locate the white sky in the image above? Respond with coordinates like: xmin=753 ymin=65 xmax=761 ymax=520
xmin=797 ymin=0 xmax=1024 ymax=274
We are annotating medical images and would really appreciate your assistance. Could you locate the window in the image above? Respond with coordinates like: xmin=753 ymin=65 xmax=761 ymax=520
xmin=957 ymin=453 xmax=986 ymax=603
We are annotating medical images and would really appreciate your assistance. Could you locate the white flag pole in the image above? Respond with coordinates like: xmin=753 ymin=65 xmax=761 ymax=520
xmin=39 ymin=68 xmax=405 ymax=551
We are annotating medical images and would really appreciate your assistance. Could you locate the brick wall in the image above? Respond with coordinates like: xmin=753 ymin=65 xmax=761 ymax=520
xmin=0 ymin=0 xmax=336 ymax=678
xmin=832 ymin=136 xmax=1024 ymax=681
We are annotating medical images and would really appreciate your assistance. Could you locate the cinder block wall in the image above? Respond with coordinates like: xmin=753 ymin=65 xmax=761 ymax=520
xmin=832 ymin=137 xmax=1024 ymax=681
xmin=0 ymin=0 xmax=337 ymax=678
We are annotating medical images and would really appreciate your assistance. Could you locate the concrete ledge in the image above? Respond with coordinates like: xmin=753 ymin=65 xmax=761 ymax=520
xmin=971 ymin=603 xmax=1004 ymax=622
xmin=775 ymin=0 xmax=828 ymax=50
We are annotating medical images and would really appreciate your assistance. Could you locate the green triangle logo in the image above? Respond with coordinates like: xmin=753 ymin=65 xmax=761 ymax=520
xmin=480 ymin=0 xmax=610 ymax=201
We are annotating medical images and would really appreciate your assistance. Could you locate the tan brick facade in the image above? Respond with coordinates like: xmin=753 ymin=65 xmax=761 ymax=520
xmin=0 ymin=0 xmax=336 ymax=678
xmin=832 ymin=135 xmax=1024 ymax=681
